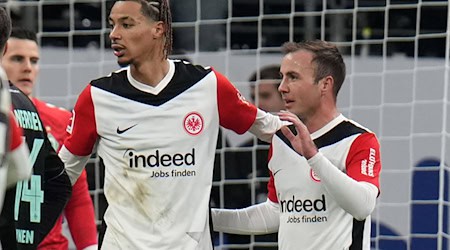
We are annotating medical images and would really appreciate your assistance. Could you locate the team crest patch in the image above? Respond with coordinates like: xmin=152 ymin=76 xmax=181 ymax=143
xmin=310 ymin=169 xmax=321 ymax=182
xmin=184 ymin=112 xmax=204 ymax=135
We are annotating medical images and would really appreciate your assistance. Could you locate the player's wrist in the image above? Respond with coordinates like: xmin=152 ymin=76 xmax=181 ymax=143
xmin=304 ymin=145 xmax=319 ymax=160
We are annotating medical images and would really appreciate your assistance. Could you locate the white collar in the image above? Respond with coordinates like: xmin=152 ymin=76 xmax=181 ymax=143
xmin=126 ymin=59 xmax=175 ymax=95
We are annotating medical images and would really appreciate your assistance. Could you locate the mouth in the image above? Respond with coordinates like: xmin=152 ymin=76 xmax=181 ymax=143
xmin=17 ymin=78 xmax=33 ymax=85
xmin=283 ymin=98 xmax=294 ymax=106
xmin=283 ymin=98 xmax=296 ymax=111
xmin=111 ymin=44 xmax=125 ymax=57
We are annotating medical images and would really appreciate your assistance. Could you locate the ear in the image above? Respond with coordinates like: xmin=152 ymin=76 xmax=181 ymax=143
xmin=152 ymin=21 xmax=165 ymax=39
xmin=320 ymin=76 xmax=334 ymax=94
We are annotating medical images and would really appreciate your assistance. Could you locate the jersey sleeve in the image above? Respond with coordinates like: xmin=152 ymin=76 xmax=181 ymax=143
xmin=59 ymin=85 xmax=98 ymax=184
xmin=214 ymin=69 xmax=257 ymax=134
xmin=63 ymin=85 xmax=98 ymax=156
xmin=211 ymin=200 xmax=279 ymax=234
xmin=65 ymin=169 xmax=98 ymax=249
xmin=346 ymin=132 xmax=381 ymax=193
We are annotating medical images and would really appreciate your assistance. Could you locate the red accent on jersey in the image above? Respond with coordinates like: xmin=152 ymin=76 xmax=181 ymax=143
xmin=64 ymin=85 xmax=98 ymax=156
xmin=9 ymin=113 xmax=22 ymax=151
xmin=215 ymin=69 xmax=256 ymax=134
xmin=32 ymin=98 xmax=72 ymax=151
xmin=37 ymin=217 xmax=68 ymax=250
xmin=346 ymin=132 xmax=381 ymax=191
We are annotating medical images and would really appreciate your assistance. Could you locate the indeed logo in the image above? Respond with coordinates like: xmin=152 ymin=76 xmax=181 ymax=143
xmin=124 ymin=148 xmax=195 ymax=168
xmin=280 ymin=194 xmax=326 ymax=213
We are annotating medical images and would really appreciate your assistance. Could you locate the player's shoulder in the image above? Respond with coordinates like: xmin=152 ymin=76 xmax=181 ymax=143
xmin=172 ymin=59 xmax=212 ymax=72
xmin=8 ymin=84 xmax=25 ymax=97
xmin=9 ymin=85 xmax=36 ymax=111
xmin=170 ymin=59 xmax=214 ymax=86
xmin=90 ymin=67 xmax=127 ymax=87
xmin=32 ymin=98 xmax=70 ymax=115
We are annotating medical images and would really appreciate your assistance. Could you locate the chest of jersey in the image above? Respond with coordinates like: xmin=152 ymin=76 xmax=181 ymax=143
xmin=270 ymin=134 xmax=358 ymax=205
xmin=94 ymin=73 xmax=217 ymax=144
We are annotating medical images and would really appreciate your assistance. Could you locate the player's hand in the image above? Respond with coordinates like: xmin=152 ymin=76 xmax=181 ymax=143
xmin=278 ymin=111 xmax=318 ymax=159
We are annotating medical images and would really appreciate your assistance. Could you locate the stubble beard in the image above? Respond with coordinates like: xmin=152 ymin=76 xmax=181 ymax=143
xmin=117 ymin=57 xmax=131 ymax=68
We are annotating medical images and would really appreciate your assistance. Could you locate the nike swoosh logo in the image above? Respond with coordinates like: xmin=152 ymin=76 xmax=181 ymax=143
xmin=273 ymin=169 xmax=282 ymax=176
xmin=116 ymin=124 xmax=137 ymax=134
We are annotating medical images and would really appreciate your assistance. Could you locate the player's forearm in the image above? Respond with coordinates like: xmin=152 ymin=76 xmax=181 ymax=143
xmin=248 ymin=109 xmax=286 ymax=143
xmin=308 ymin=152 xmax=378 ymax=220
xmin=211 ymin=200 xmax=279 ymax=235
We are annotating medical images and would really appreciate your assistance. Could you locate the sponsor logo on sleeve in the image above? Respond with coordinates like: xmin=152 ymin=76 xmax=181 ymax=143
xmin=361 ymin=148 xmax=376 ymax=177
xmin=237 ymin=92 xmax=250 ymax=106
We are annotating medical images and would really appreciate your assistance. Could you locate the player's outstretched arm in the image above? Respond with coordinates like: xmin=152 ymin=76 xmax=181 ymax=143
xmin=211 ymin=200 xmax=279 ymax=235
xmin=248 ymin=109 xmax=288 ymax=143
xmin=214 ymin=69 xmax=286 ymax=143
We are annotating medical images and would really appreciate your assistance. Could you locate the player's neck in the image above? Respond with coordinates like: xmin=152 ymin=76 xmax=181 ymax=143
xmin=130 ymin=58 xmax=169 ymax=87
xmin=304 ymin=106 xmax=340 ymax=134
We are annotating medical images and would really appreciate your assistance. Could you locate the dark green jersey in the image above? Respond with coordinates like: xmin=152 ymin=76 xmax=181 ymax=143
xmin=0 ymin=85 xmax=72 ymax=249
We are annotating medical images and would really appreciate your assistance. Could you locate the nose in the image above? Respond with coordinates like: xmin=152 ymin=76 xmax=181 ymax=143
xmin=278 ymin=78 xmax=287 ymax=93
xmin=23 ymin=60 xmax=33 ymax=72
xmin=109 ymin=26 xmax=120 ymax=41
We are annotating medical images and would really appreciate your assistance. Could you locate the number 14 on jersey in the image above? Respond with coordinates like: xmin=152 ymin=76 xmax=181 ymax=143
xmin=14 ymin=138 xmax=44 ymax=223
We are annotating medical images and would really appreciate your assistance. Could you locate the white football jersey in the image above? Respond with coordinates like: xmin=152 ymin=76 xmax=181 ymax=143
xmin=59 ymin=60 xmax=278 ymax=249
xmin=267 ymin=115 xmax=381 ymax=250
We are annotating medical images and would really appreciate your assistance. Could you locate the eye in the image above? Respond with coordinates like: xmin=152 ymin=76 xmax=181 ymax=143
xmin=122 ymin=23 xmax=132 ymax=28
xmin=11 ymin=56 xmax=23 ymax=63
xmin=31 ymin=58 xmax=39 ymax=65
xmin=287 ymin=74 xmax=298 ymax=81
